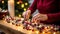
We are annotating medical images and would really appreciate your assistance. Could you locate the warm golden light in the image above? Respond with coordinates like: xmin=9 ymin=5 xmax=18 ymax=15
xmin=17 ymin=26 xmax=22 ymax=31
xmin=42 ymin=31 xmax=45 ymax=34
xmin=43 ymin=32 xmax=45 ymax=33
xmin=24 ymin=8 xmax=26 ymax=11
xmin=10 ymin=22 xmax=12 ymax=25
xmin=53 ymin=32 xmax=56 ymax=34
xmin=28 ymin=30 xmax=32 ymax=34
xmin=18 ymin=14 xmax=21 ymax=18
xmin=35 ymin=31 xmax=39 ymax=34
xmin=21 ymin=4 xmax=24 ymax=8
xmin=17 ymin=2 xmax=20 ymax=4
xmin=25 ymin=3 xmax=28 ymax=5
xmin=2 ymin=1 xmax=4 ymax=4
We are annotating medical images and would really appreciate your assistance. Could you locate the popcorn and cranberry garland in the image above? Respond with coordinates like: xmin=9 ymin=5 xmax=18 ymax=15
xmin=5 ymin=16 xmax=60 ymax=34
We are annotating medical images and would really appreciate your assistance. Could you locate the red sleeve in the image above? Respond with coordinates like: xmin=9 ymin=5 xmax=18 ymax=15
xmin=46 ymin=12 xmax=60 ymax=23
xmin=42 ymin=1 xmax=60 ymax=23
xmin=28 ymin=0 xmax=37 ymax=14
xmin=41 ymin=12 xmax=60 ymax=23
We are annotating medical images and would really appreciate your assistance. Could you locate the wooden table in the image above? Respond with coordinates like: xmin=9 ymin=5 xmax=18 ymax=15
xmin=0 ymin=20 xmax=29 ymax=34
xmin=0 ymin=20 xmax=60 ymax=34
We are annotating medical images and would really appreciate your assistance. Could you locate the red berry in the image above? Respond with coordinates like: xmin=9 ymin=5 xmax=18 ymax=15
xmin=17 ymin=19 xmax=21 ymax=21
xmin=32 ymin=29 xmax=34 ymax=31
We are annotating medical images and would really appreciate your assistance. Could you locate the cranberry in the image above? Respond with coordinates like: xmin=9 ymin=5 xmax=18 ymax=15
xmin=32 ymin=29 xmax=34 ymax=32
xmin=26 ymin=27 xmax=29 ymax=30
xmin=17 ymin=19 xmax=21 ymax=21
xmin=16 ymin=24 xmax=20 ymax=26
xmin=7 ymin=20 xmax=10 ymax=23
xmin=23 ymin=27 xmax=26 ymax=29
xmin=12 ymin=23 xmax=15 ymax=25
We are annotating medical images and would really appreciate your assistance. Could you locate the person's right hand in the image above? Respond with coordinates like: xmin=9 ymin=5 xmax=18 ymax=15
xmin=22 ymin=10 xmax=31 ymax=20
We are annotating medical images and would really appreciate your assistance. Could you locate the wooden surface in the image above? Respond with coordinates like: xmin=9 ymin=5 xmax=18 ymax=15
xmin=0 ymin=20 xmax=29 ymax=34
xmin=0 ymin=20 xmax=60 ymax=34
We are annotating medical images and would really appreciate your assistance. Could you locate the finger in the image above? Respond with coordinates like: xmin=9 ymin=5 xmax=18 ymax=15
xmin=31 ymin=17 xmax=34 ymax=23
xmin=32 ymin=16 xmax=37 ymax=22
xmin=34 ymin=17 xmax=40 ymax=23
xmin=36 ymin=18 xmax=40 ymax=23
xmin=31 ymin=17 xmax=36 ymax=23
xmin=25 ymin=12 xmax=28 ymax=20
xmin=33 ymin=13 xmax=40 ymax=21
xmin=33 ymin=13 xmax=40 ymax=18
xmin=31 ymin=16 xmax=37 ymax=23
xmin=31 ymin=18 xmax=34 ymax=23
xmin=22 ymin=12 xmax=26 ymax=18
xmin=23 ymin=12 xmax=27 ymax=20
xmin=31 ymin=13 xmax=40 ymax=23
xmin=32 ymin=15 xmax=40 ymax=22
xmin=25 ymin=12 xmax=29 ymax=20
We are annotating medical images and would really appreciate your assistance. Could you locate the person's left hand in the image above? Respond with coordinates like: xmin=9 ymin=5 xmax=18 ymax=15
xmin=31 ymin=13 xmax=48 ymax=23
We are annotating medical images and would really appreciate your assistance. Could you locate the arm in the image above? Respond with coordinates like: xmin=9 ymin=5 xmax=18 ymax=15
xmin=28 ymin=0 xmax=37 ymax=14
xmin=42 ymin=1 xmax=60 ymax=23
xmin=46 ymin=12 xmax=60 ymax=23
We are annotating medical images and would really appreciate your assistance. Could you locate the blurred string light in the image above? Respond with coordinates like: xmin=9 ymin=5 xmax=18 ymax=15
xmin=17 ymin=1 xmax=23 ymax=4
xmin=16 ymin=10 xmax=18 ymax=12
xmin=53 ymin=32 xmax=56 ymax=34
xmin=25 ymin=2 xmax=28 ymax=5
xmin=35 ymin=31 xmax=39 ymax=34
xmin=18 ymin=14 xmax=21 ymax=18
xmin=17 ymin=1 xmax=20 ymax=4
xmin=24 ymin=8 xmax=26 ymax=11
xmin=21 ymin=4 xmax=24 ymax=8
xmin=2 ymin=1 xmax=4 ymax=4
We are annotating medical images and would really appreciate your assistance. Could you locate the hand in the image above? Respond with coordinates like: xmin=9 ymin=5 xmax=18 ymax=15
xmin=22 ymin=10 xmax=31 ymax=20
xmin=31 ymin=13 xmax=48 ymax=23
